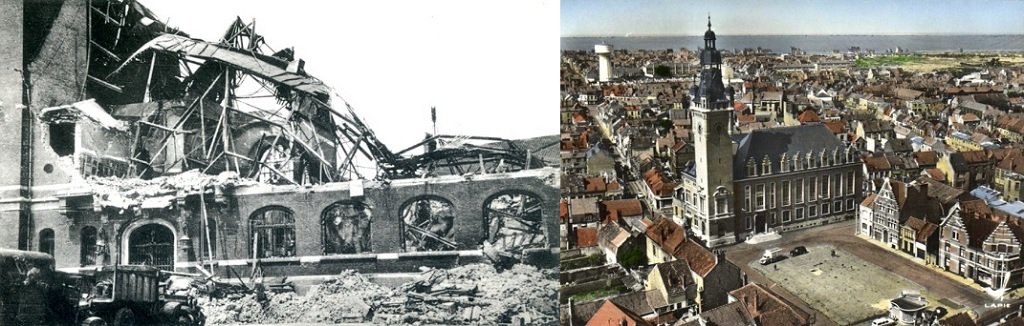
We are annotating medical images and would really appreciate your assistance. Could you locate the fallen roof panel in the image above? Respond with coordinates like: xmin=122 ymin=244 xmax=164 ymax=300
xmin=111 ymin=33 xmax=329 ymax=97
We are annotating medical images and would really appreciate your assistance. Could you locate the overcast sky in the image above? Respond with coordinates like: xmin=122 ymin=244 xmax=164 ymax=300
xmin=142 ymin=0 xmax=559 ymax=149
xmin=562 ymin=0 xmax=1024 ymax=36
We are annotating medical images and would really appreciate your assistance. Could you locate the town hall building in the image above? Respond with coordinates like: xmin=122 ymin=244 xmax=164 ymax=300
xmin=674 ymin=18 xmax=863 ymax=248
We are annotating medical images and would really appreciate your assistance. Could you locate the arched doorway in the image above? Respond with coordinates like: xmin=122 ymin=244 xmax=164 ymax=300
xmin=128 ymin=224 xmax=175 ymax=270
xmin=483 ymin=191 xmax=545 ymax=250
xmin=322 ymin=201 xmax=372 ymax=254
xmin=400 ymin=196 xmax=456 ymax=252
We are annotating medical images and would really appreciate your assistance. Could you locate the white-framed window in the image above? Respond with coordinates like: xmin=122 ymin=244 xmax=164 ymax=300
xmin=744 ymin=185 xmax=752 ymax=211
xmin=846 ymin=198 xmax=855 ymax=211
xmin=952 ymin=231 xmax=959 ymax=241
xmin=795 ymin=178 xmax=804 ymax=204
xmin=846 ymin=171 xmax=856 ymax=194
xmin=782 ymin=210 xmax=791 ymax=222
xmin=833 ymin=173 xmax=840 ymax=197
xmin=756 ymin=184 xmax=766 ymax=210
xmin=763 ymin=158 xmax=772 ymax=175
xmin=770 ymin=182 xmax=777 ymax=209
xmin=834 ymin=200 xmax=842 ymax=212
xmin=809 ymin=176 xmax=817 ymax=201
xmin=796 ymin=207 xmax=804 ymax=220
xmin=747 ymin=159 xmax=757 ymax=176
xmin=809 ymin=204 xmax=818 ymax=217
xmin=770 ymin=212 xmax=777 ymax=226
xmin=822 ymin=202 xmax=830 ymax=215
xmin=821 ymin=175 xmax=830 ymax=198
xmin=782 ymin=180 xmax=791 ymax=206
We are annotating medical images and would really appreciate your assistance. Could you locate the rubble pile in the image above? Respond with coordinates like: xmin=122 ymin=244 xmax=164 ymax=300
xmin=199 ymin=270 xmax=391 ymax=324
xmin=197 ymin=264 xmax=558 ymax=325
xmin=373 ymin=264 xmax=559 ymax=325
xmin=81 ymin=169 xmax=258 ymax=209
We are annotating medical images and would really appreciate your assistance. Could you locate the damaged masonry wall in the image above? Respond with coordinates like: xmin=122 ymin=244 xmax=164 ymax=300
xmin=0 ymin=0 xmax=560 ymax=277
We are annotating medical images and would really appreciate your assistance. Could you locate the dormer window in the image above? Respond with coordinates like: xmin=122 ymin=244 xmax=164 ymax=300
xmin=780 ymin=153 xmax=789 ymax=173
xmin=807 ymin=152 xmax=816 ymax=169
xmin=820 ymin=150 xmax=829 ymax=167
xmin=792 ymin=151 xmax=802 ymax=171
xmin=747 ymin=159 xmax=757 ymax=176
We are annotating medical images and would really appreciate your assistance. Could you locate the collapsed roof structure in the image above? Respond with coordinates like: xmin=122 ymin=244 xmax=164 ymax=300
xmin=72 ymin=0 xmax=548 ymax=186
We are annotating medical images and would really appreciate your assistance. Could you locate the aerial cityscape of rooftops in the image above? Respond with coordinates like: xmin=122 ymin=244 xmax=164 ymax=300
xmin=560 ymin=3 xmax=1024 ymax=325
xmin=0 ymin=1 xmax=558 ymax=325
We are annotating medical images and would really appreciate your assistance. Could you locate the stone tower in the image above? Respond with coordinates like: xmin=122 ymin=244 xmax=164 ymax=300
xmin=690 ymin=16 xmax=737 ymax=247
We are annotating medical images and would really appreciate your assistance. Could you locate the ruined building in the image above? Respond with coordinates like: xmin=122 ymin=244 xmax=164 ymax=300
xmin=0 ymin=1 xmax=558 ymax=275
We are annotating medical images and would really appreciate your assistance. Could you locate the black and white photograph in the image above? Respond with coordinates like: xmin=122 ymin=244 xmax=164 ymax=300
xmin=0 ymin=0 xmax=559 ymax=325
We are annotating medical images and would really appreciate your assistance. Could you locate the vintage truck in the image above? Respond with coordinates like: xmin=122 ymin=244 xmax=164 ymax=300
xmin=0 ymin=249 xmax=203 ymax=326
xmin=77 ymin=265 xmax=205 ymax=326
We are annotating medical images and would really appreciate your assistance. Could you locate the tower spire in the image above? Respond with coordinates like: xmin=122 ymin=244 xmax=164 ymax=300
xmin=708 ymin=13 xmax=712 ymax=30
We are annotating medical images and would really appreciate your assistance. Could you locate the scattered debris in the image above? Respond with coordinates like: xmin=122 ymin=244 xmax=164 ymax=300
xmin=196 ymin=264 xmax=558 ymax=325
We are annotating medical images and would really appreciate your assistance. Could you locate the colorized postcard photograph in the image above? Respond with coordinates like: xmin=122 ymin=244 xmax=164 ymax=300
xmin=560 ymin=1 xmax=1024 ymax=325
xmin=0 ymin=0 xmax=558 ymax=325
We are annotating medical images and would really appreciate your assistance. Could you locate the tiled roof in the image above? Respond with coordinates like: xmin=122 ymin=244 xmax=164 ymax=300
xmin=733 ymin=124 xmax=846 ymax=178
xmin=729 ymin=283 xmax=811 ymax=326
xmin=675 ymin=239 xmax=717 ymax=277
xmin=646 ymin=218 xmax=686 ymax=254
xmin=586 ymin=300 xmax=652 ymax=326
xmin=602 ymin=199 xmax=644 ymax=223
xmin=576 ymin=227 xmax=599 ymax=247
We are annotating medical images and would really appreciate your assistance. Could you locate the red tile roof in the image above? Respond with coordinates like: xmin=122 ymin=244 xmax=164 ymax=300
xmin=676 ymin=239 xmax=717 ymax=277
xmin=576 ymin=227 xmax=599 ymax=248
xmin=646 ymin=217 xmax=686 ymax=254
xmin=586 ymin=300 xmax=652 ymax=326
xmin=797 ymin=110 xmax=821 ymax=124
xmin=602 ymin=199 xmax=644 ymax=223
xmin=823 ymin=120 xmax=845 ymax=134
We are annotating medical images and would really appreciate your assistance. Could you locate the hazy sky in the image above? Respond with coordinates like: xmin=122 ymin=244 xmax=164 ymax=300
xmin=142 ymin=0 xmax=558 ymax=149
xmin=562 ymin=0 xmax=1024 ymax=36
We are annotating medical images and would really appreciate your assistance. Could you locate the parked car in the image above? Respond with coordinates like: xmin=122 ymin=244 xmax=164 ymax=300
xmin=790 ymin=246 xmax=808 ymax=257
xmin=871 ymin=317 xmax=896 ymax=326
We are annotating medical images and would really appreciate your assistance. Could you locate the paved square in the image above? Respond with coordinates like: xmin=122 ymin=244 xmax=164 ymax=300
xmin=750 ymin=245 xmax=946 ymax=325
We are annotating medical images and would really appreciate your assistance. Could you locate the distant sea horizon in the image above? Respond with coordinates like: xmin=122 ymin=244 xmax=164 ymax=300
xmin=561 ymin=34 xmax=1024 ymax=53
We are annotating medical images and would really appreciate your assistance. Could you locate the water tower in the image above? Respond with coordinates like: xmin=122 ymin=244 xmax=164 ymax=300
xmin=594 ymin=44 xmax=613 ymax=82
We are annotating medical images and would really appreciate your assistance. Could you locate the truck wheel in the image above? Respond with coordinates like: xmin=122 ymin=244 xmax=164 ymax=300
xmin=112 ymin=308 xmax=135 ymax=326
xmin=81 ymin=316 xmax=108 ymax=326
xmin=173 ymin=309 xmax=195 ymax=326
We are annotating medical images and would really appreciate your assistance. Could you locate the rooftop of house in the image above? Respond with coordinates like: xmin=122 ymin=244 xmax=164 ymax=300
xmin=602 ymin=199 xmax=645 ymax=223
xmin=729 ymin=283 xmax=811 ymax=326
xmin=673 ymin=301 xmax=754 ymax=326
xmin=586 ymin=299 xmax=653 ymax=326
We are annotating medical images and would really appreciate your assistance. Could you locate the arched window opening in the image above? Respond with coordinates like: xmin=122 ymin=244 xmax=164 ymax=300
xmin=128 ymin=224 xmax=175 ymax=270
xmin=322 ymin=201 xmax=372 ymax=254
xmin=39 ymin=229 xmax=55 ymax=257
xmin=401 ymin=197 xmax=456 ymax=252
xmin=250 ymin=207 xmax=296 ymax=258
xmin=81 ymin=226 xmax=98 ymax=267
xmin=484 ymin=191 xmax=546 ymax=251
